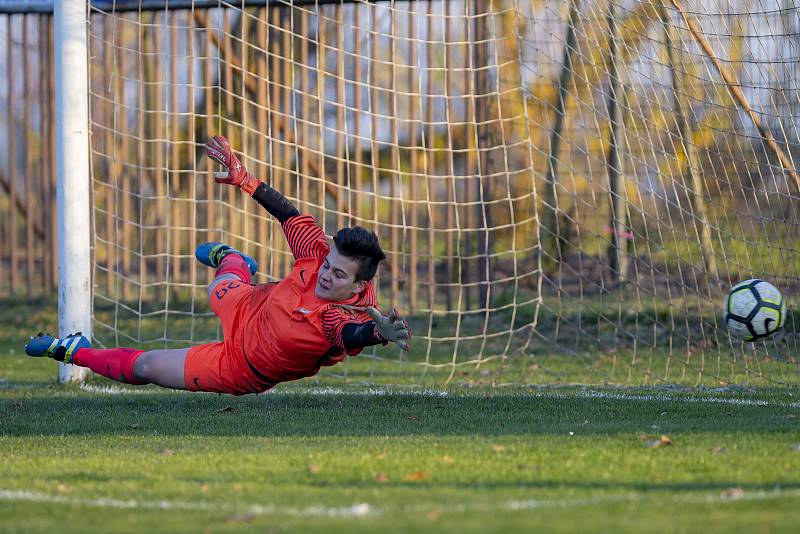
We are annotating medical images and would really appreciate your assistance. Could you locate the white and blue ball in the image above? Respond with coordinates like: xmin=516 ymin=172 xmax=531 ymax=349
xmin=724 ymin=279 xmax=786 ymax=341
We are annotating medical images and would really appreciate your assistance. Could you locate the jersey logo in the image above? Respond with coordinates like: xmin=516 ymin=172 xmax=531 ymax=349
xmin=214 ymin=280 xmax=241 ymax=300
xmin=296 ymin=307 xmax=312 ymax=315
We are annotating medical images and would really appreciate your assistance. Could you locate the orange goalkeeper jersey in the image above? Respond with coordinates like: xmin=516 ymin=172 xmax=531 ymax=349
xmin=238 ymin=215 xmax=378 ymax=384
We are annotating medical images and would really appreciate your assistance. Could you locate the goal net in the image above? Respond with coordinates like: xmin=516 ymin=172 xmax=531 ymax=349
xmin=87 ymin=0 xmax=799 ymax=388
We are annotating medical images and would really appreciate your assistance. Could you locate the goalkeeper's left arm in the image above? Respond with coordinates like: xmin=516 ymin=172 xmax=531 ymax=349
xmin=332 ymin=305 xmax=411 ymax=353
xmin=316 ymin=305 xmax=411 ymax=366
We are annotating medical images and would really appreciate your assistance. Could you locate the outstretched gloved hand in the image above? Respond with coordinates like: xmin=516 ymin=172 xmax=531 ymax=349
xmin=340 ymin=305 xmax=412 ymax=352
xmin=205 ymin=136 xmax=260 ymax=195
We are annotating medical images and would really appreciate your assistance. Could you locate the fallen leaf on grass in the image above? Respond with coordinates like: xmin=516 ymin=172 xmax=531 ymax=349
xmin=226 ymin=513 xmax=256 ymax=523
xmin=441 ymin=455 xmax=454 ymax=464
xmin=215 ymin=406 xmax=235 ymax=413
xmin=492 ymin=444 xmax=506 ymax=452
xmin=427 ymin=508 xmax=442 ymax=520
xmin=723 ymin=487 xmax=745 ymax=499
xmin=645 ymin=435 xmax=672 ymax=449
xmin=56 ymin=484 xmax=71 ymax=493
xmin=160 ymin=448 xmax=175 ymax=456
xmin=404 ymin=471 xmax=429 ymax=481
xmin=374 ymin=473 xmax=389 ymax=483
xmin=307 ymin=464 xmax=321 ymax=474
xmin=407 ymin=415 xmax=419 ymax=421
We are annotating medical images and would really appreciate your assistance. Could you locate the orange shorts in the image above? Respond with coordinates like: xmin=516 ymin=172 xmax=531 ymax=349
xmin=183 ymin=278 xmax=275 ymax=395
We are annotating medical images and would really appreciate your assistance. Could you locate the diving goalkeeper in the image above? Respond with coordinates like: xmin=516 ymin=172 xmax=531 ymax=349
xmin=24 ymin=136 xmax=411 ymax=395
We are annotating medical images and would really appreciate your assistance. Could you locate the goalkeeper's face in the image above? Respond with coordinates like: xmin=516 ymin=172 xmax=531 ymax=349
xmin=315 ymin=247 xmax=366 ymax=301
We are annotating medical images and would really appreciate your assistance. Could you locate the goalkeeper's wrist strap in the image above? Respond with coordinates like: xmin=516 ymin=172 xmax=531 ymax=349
xmin=372 ymin=323 xmax=389 ymax=345
xmin=239 ymin=173 xmax=260 ymax=196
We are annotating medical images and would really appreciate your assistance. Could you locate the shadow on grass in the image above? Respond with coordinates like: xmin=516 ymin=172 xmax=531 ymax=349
xmin=4 ymin=388 xmax=798 ymax=438
xmin=291 ymin=479 xmax=800 ymax=493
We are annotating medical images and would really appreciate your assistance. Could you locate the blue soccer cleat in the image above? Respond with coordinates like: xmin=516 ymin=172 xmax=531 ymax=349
xmin=195 ymin=242 xmax=258 ymax=275
xmin=25 ymin=332 xmax=91 ymax=363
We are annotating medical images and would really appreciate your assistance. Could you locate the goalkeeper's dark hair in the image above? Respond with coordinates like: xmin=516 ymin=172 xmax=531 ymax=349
xmin=333 ymin=226 xmax=386 ymax=282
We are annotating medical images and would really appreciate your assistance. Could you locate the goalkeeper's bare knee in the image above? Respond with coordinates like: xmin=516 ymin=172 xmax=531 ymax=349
xmin=132 ymin=348 xmax=189 ymax=390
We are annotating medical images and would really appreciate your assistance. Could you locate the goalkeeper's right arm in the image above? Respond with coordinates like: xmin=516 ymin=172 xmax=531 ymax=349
xmin=251 ymin=182 xmax=300 ymax=223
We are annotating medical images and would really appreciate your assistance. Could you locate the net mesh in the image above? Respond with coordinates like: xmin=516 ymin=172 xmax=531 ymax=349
xmin=87 ymin=0 xmax=799 ymax=387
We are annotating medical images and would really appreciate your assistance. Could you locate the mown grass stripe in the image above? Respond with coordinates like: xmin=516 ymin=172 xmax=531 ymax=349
xmin=0 ymin=490 xmax=375 ymax=518
xmin=3 ymin=487 xmax=800 ymax=517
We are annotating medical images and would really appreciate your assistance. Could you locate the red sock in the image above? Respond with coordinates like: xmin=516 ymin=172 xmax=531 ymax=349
xmin=72 ymin=347 xmax=149 ymax=385
xmin=217 ymin=253 xmax=253 ymax=284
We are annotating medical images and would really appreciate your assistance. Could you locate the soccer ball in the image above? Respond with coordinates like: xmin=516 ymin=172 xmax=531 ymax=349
xmin=724 ymin=279 xmax=786 ymax=341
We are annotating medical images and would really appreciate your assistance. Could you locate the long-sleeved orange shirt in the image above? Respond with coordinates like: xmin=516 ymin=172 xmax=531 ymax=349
xmin=239 ymin=215 xmax=378 ymax=383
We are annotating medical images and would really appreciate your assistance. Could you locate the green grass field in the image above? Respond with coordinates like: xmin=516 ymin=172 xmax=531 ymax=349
xmin=2 ymin=298 xmax=800 ymax=532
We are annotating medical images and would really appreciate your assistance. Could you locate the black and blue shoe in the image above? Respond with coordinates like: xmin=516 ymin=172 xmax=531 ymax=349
xmin=195 ymin=242 xmax=258 ymax=275
xmin=25 ymin=332 xmax=91 ymax=363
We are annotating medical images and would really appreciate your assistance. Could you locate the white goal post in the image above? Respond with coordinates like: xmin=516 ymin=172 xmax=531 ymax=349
xmin=55 ymin=0 xmax=91 ymax=382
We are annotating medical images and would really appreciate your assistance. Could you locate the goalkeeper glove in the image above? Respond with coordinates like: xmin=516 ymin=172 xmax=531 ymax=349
xmin=205 ymin=135 xmax=261 ymax=195
xmin=339 ymin=305 xmax=412 ymax=352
